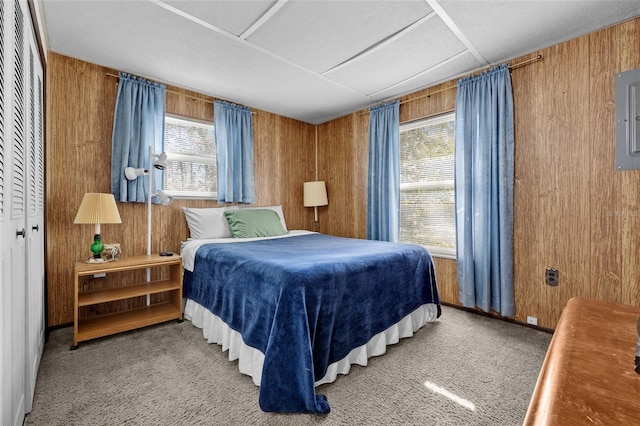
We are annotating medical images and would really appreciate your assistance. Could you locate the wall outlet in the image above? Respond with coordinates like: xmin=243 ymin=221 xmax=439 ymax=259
xmin=527 ymin=316 xmax=538 ymax=326
xmin=545 ymin=268 xmax=559 ymax=286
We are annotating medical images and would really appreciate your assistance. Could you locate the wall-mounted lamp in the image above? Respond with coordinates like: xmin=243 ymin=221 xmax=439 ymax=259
xmin=303 ymin=181 xmax=328 ymax=232
xmin=73 ymin=193 xmax=122 ymax=261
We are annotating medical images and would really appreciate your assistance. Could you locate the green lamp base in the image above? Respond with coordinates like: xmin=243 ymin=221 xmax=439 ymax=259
xmin=90 ymin=234 xmax=104 ymax=259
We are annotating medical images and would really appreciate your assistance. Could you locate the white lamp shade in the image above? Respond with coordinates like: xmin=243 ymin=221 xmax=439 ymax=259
xmin=153 ymin=152 xmax=168 ymax=170
xmin=124 ymin=167 xmax=147 ymax=181
xmin=73 ymin=193 xmax=122 ymax=225
xmin=154 ymin=190 xmax=173 ymax=206
xmin=303 ymin=181 xmax=328 ymax=207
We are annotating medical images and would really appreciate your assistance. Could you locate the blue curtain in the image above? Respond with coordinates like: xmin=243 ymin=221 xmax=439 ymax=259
xmin=111 ymin=72 xmax=166 ymax=203
xmin=454 ymin=63 xmax=514 ymax=316
xmin=214 ymin=100 xmax=255 ymax=204
xmin=367 ymin=100 xmax=400 ymax=242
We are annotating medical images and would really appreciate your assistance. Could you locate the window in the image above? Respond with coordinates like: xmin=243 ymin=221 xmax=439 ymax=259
xmin=163 ymin=115 xmax=217 ymax=199
xmin=399 ymin=112 xmax=455 ymax=258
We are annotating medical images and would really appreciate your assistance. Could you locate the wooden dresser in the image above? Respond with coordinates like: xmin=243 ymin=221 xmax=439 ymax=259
xmin=524 ymin=297 xmax=640 ymax=425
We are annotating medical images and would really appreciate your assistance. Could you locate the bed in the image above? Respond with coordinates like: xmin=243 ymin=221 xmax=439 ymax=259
xmin=180 ymin=206 xmax=441 ymax=414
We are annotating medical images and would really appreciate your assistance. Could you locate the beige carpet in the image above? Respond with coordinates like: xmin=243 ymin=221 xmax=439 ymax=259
xmin=25 ymin=306 xmax=551 ymax=426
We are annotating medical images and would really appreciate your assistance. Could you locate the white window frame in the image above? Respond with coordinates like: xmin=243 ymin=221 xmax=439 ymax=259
xmin=399 ymin=112 xmax=456 ymax=259
xmin=163 ymin=114 xmax=217 ymax=200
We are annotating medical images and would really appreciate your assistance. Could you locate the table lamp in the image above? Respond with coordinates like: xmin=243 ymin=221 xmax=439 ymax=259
xmin=74 ymin=193 xmax=122 ymax=261
xmin=303 ymin=181 xmax=328 ymax=232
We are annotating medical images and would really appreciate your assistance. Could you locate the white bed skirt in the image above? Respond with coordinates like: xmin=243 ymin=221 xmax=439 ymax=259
xmin=184 ymin=298 xmax=439 ymax=387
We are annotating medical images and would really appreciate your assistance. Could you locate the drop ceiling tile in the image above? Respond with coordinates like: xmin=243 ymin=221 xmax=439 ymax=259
xmin=326 ymin=16 xmax=466 ymax=95
xmin=439 ymin=1 xmax=640 ymax=64
xmin=247 ymin=0 xmax=433 ymax=73
xmin=162 ymin=0 xmax=276 ymax=36
xmin=371 ymin=51 xmax=484 ymax=101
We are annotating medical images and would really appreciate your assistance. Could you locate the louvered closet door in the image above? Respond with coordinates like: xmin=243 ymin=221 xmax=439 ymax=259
xmin=1 ymin=1 xmax=32 ymax=425
xmin=0 ymin=1 xmax=9 ymax=424
xmin=24 ymin=7 xmax=44 ymax=413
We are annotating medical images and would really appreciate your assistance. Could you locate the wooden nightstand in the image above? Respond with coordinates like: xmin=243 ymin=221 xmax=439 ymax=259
xmin=72 ymin=254 xmax=183 ymax=349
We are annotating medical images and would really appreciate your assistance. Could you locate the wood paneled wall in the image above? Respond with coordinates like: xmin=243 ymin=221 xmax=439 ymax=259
xmin=45 ymin=53 xmax=316 ymax=327
xmin=318 ymin=17 xmax=640 ymax=329
xmin=316 ymin=113 xmax=369 ymax=238
xmin=46 ymin=17 xmax=639 ymax=330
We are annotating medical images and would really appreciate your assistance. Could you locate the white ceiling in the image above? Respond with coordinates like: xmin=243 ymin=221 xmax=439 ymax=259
xmin=39 ymin=0 xmax=640 ymax=125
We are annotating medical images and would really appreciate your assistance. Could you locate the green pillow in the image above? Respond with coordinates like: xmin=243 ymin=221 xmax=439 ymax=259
xmin=224 ymin=209 xmax=287 ymax=238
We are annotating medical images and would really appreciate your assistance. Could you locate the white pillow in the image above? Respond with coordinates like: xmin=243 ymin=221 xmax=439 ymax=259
xmin=183 ymin=206 xmax=239 ymax=239
xmin=240 ymin=205 xmax=288 ymax=231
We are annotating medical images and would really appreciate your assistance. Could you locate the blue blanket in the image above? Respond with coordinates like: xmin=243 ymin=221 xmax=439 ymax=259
xmin=183 ymin=233 xmax=440 ymax=414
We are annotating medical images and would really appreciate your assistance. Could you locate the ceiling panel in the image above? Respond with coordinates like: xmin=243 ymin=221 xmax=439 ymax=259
xmin=163 ymin=0 xmax=276 ymax=36
xmin=247 ymin=0 xmax=433 ymax=73
xmin=325 ymin=16 xmax=467 ymax=95
xmin=439 ymin=0 xmax=640 ymax=64
xmin=371 ymin=51 xmax=483 ymax=101
xmin=43 ymin=1 xmax=183 ymax=70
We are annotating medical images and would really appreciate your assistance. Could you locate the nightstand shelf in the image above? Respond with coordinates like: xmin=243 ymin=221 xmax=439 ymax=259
xmin=78 ymin=279 xmax=181 ymax=306
xmin=73 ymin=254 xmax=183 ymax=349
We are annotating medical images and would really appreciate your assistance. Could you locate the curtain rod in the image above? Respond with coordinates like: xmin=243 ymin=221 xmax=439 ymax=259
xmin=106 ymin=72 xmax=257 ymax=114
xmin=361 ymin=54 xmax=543 ymax=114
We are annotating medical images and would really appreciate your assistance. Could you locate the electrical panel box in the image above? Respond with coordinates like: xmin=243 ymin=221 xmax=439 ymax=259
xmin=616 ymin=67 xmax=640 ymax=171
